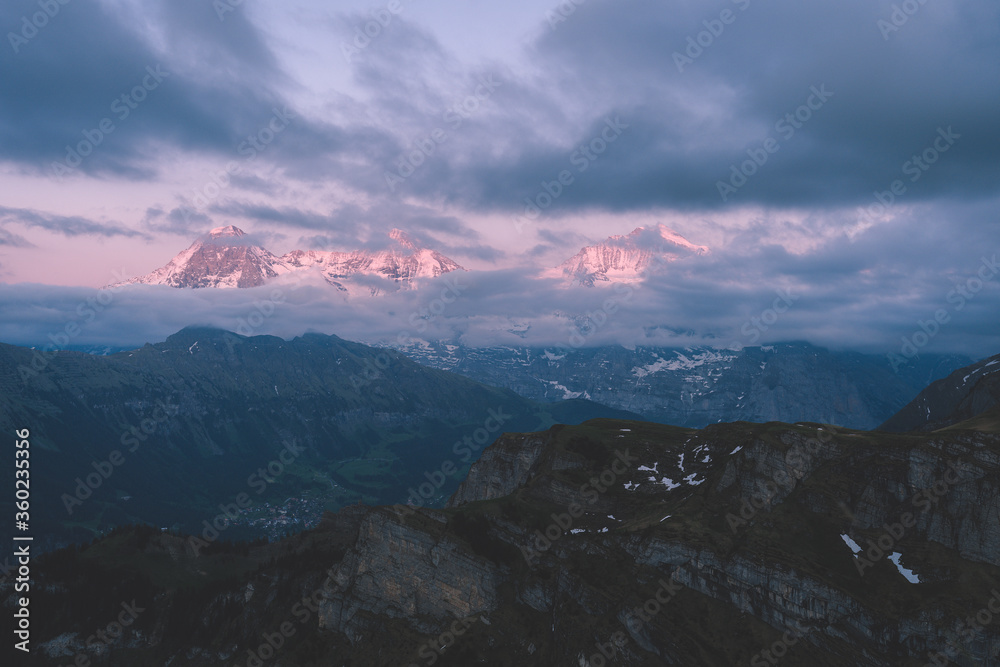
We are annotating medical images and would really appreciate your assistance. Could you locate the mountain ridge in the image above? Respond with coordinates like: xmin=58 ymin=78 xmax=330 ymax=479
xmin=546 ymin=223 xmax=709 ymax=286
xmin=392 ymin=341 xmax=970 ymax=430
xmin=0 ymin=327 xmax=637 ymax=548
xmin=113 ymin=226 xmax=465 ymax=294
xmin=880 ymin=352 xmax=1000 ymax=432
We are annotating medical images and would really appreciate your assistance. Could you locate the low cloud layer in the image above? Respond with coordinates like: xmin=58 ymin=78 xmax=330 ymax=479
xmin=3 ymin=200 xmax=997 ymax=360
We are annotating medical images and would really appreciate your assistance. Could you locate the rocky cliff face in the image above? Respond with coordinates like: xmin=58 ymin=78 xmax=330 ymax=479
xmin=310 ymin=419 xmax=1000 ymax=665
xmin=320 ymin=508 xmax=501 ymax=640
xmin=881 ymin=352 xmax=1000 ymax=432
xmin=19 ymin=414 xmax=1000 ymax=665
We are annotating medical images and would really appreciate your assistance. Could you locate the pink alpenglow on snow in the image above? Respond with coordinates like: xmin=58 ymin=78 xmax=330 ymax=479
xmin=545 ymin=224 xmax=708 ymax=286
xmin=113 ymin=227 xmax=465 ymax=294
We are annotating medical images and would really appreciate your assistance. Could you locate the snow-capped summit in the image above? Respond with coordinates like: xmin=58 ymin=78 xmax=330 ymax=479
xmin=388 ymin=228 xmax=417 ymax=250
xmin=208 ymin=225 xmax=246 ymax=239
xmin=547 ymin=224 xmax=708 ymax=286
xmin=281 ymin=228 xmax=463 ymax=293
xmin=114 ymin=226 xmax=464 ymax=293
xmin=117 ymin=226 xmax=290 ymax=289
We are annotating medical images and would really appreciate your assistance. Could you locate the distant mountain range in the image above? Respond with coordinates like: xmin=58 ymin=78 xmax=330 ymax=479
xmin=113 ymin=226 xmax=464 ymax=295
xmin=112 ymin=223 xmax=709 ymax=294
xmin=0 ymin=328 xmax=636 ymax=548
xmin=21 ymin=358 xmax=1000 ymax=665
xmin=392 ymin=341 xmax=970 ymax=430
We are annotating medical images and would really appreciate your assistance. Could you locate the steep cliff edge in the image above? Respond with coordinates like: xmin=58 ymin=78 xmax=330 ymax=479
xmin=18 ymin=417 xmax=1000 ymax=666
xmin=881 ymin=352 xmax=1000 ymax=432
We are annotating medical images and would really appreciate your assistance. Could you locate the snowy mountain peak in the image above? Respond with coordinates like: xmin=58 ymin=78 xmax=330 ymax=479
xmin=208 ymin=225 xmax=246 ymax=239
xmin=114 ymin=227 xmax=464 ymax=294
xmin=649 ymin=224 xmax=709 ymax=253
xmin=388 ymin=228 xmax=418 ymax=250
xmin=547 ymin=224 xmax=708 ymax=286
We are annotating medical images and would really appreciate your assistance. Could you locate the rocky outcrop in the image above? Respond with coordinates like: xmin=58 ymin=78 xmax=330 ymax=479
xmin=320 ymin=508 xmax=500 ymax=639
xmin=22 ymin=416 xmax=1000 ymax=666
xmin=447 ymin=433 xmax=550 ymax=507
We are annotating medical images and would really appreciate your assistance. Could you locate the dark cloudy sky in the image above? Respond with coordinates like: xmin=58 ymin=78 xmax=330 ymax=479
xmin=1 ymin=0 xmax=998 ymax=357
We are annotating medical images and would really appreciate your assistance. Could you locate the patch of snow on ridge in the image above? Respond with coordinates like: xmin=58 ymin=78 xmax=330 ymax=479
xmin=888 ymin=552 xmax=921 ymax=583
xmin=632 ymin=350 xmax=737 ymax=377
xmin=546 ymin=380 xmax=585 ymax=400
xmin=840 ymin=534 xmax=862 ymax=555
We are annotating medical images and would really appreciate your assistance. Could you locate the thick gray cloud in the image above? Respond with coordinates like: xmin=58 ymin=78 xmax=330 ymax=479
xmin=2 ymin=197 xmax=997 ymax=358
xmin=0 ymin=0 xmax=390 ymax=183
xmin=4 ymin=0 xmax=995 ymax=210
xmin=445 ymin=0 xmax=1000 ymax=213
